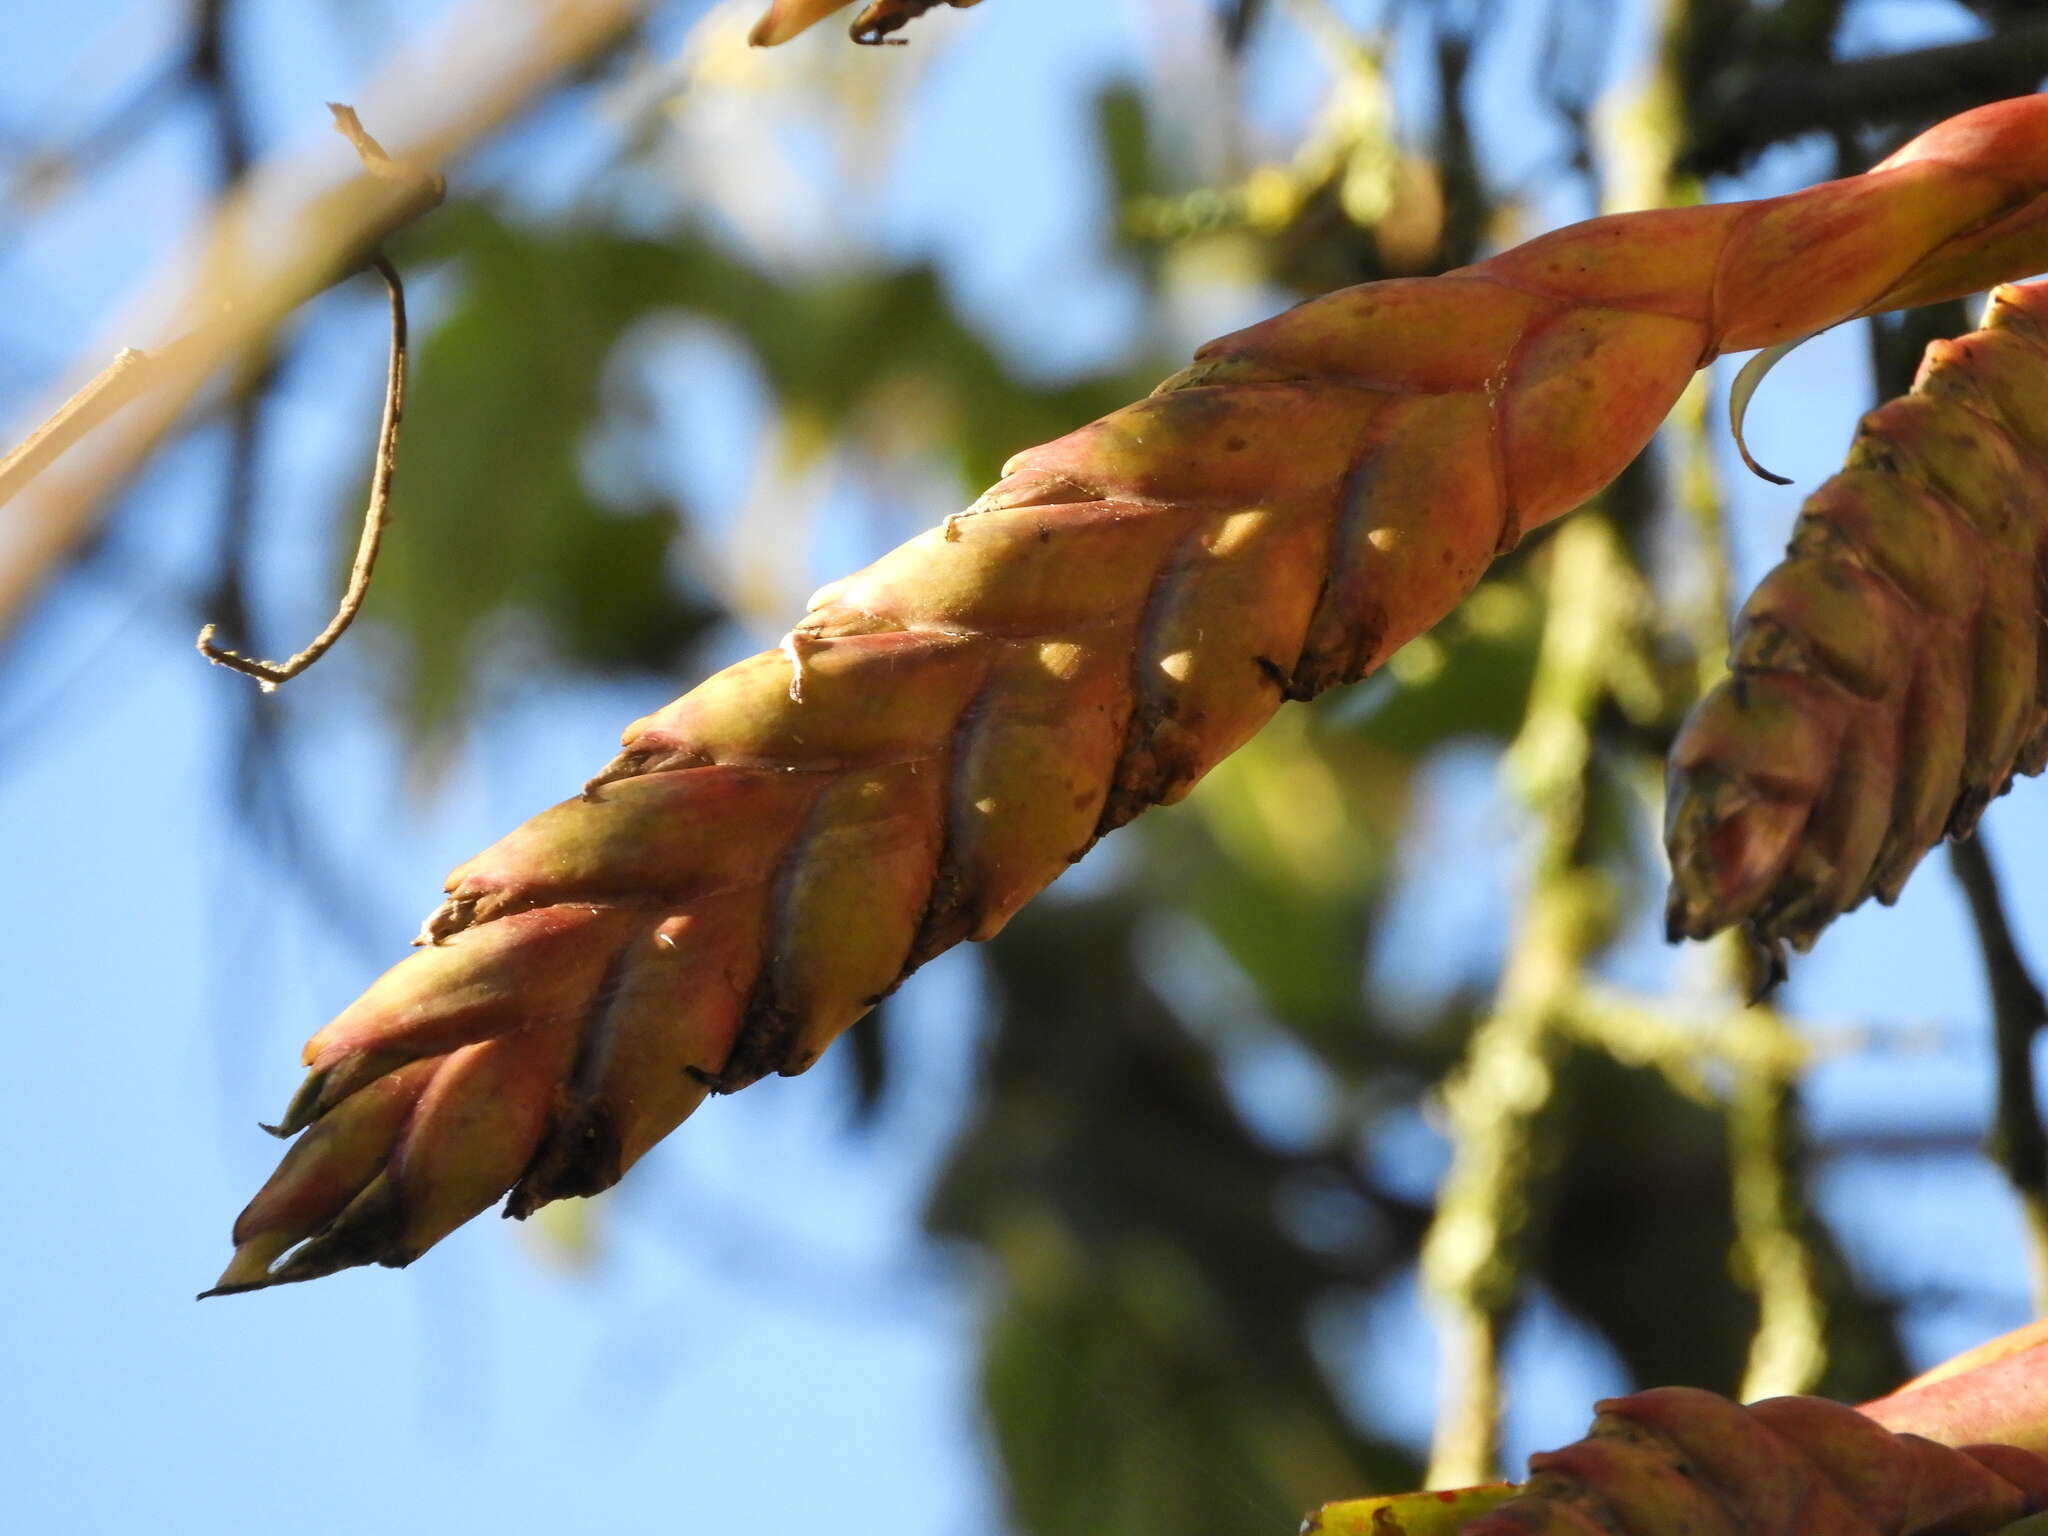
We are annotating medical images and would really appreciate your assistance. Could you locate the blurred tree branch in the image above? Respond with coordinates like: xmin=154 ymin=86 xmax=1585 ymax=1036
xmin=0 ymin=106 xmax=427 ymax=524
xmin=1679 ymin=24 xmax=2048 ymax=175
xmin=0 ymin=0 xmax=662 ymax=654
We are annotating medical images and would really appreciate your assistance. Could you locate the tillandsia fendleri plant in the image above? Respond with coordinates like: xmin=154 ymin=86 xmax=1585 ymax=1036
xmin=1667 ymin=280 xmax=2048 ymax=964
xmin=1308 ymin=1319 xmax=2048 ymax=1536
xmin=205 ymin=94 xmax=2048 ymax=1296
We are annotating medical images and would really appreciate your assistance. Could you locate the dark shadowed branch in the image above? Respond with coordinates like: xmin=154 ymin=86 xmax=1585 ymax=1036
xmin=1681 ymin=24 xmax=2048 ymax=175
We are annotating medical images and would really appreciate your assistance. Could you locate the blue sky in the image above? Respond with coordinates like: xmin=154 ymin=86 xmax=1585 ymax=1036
xmin=2 ymin=2 xmax=2044 ymax=1533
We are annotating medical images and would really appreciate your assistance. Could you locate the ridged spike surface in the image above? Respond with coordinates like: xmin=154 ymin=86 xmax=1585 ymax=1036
xmin=1666 ymin=280 xmax=2048 ymax=956
xmin=1462 ymin=1387 xmax=2048 ymax=1536
xmin=214 ymin=96 xmax=2048 ymax=1293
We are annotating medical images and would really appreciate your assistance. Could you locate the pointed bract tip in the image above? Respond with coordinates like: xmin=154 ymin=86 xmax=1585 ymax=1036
xmin=269 ymin=1066 xmax=332 ymax=1139
xmin=199 ymin=1232 xmax=297 ymax=1299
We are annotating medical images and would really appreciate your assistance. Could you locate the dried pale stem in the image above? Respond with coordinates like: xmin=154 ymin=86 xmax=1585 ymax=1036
xmin=196 ymin=255 xmax=407 ymax=691
xmin=322 ymin=103 xmax=427 ymax=191
xmin=0 ymin=349 xmax=152 ymax=511
xmin=1951 ymin=834 xmax=2048 ymax=1314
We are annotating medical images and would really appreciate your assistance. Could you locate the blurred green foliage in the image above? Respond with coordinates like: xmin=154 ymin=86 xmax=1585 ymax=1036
xmin=373 ymin=201 xmax=1142 ymax=746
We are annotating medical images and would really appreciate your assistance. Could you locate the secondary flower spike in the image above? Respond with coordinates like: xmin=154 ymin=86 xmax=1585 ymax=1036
xmin=1458 ymin=1386 xmax=2048 ymax=1536
xmin=212 ymin=96 xmax=2048 ymax=1294
xmin=1668 ymin=280 xmax=2048 ymax=957
xmin=1308 ymin=1321 xmax=2048 ymax=1533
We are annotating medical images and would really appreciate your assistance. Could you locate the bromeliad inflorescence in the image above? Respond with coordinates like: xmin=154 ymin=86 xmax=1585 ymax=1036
xmin=211 ymin=96 xmax=2048 ymax=1295
xmin=1668 ymin=281 xmax=2048 ymax=961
